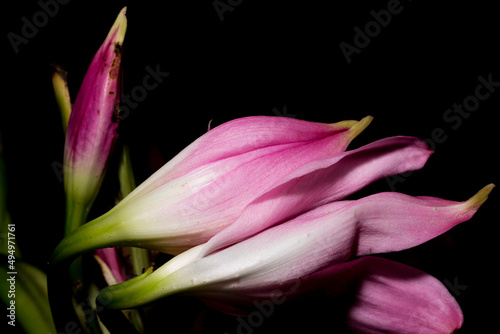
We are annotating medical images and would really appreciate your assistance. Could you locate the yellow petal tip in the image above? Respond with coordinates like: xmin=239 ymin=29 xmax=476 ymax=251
xmin=466 ymin=183 xmax=495 ymax=210
xmin=346 ymin=115 xmax=373 ymax=140
xmin=106 ymin=7 xmax=128 ymax=45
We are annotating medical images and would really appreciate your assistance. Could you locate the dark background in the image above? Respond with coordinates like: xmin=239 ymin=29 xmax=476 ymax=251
xmin=3 ymin=0 xmax=499 ymax=333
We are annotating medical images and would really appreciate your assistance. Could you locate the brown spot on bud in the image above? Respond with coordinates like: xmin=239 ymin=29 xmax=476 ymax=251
xmin=109 ymin=43 xmax=122 ymax=79
xmin=112 ymin=103 xmax=121 ymax=123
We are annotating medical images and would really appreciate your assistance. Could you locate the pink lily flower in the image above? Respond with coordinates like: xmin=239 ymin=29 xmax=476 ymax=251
xmin=63 ymin=8 xmax=127 ymax=234
xmin=97 ymin=184 xmax=492 ymax=333
xmin=51 ymin=118 xmax=434 ymax=264
xmin=53 ymin=115 xmax=380 ymax=261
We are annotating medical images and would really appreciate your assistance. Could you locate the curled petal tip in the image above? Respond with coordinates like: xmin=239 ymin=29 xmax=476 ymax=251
xmin=347 ymin=115 xmax=374 ymax=141
xmin=465 ymin=183 xmax=495 ymax=210
xmin=328 ymin=116 xmax=373 ymax=143
xmin=360 ymin=115 xmax=374 ymax=125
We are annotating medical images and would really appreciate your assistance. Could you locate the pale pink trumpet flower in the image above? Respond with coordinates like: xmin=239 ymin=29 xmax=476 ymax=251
xmin=53 ymin=115 xmax=384 ymax=262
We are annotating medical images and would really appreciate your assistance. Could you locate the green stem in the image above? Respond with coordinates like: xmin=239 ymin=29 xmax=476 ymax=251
xmin=64 ymin=195 xmax=90 ymax=281
xmin=64 ymin=194 xmax=90 ymax=236
xmin=130 ymin=247 xmax=150 ymax=277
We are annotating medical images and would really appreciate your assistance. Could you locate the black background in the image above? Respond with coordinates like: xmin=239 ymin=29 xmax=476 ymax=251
xmin=2 ymin=0 xmax=499 ymax=333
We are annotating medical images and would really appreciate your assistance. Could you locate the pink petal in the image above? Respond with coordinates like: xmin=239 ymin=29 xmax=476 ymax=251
xmin=182 ymin=185 xmax=493 ymax=294
xmin=304 ymin=256 xmax=463 ymax=333
xmin=200 ymin=136 xmax=432 ymax=257
xmin=162 ymin=116 xmax=363 ymax=181
xmin=119 ymin=116 xmax=372 ymax=205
